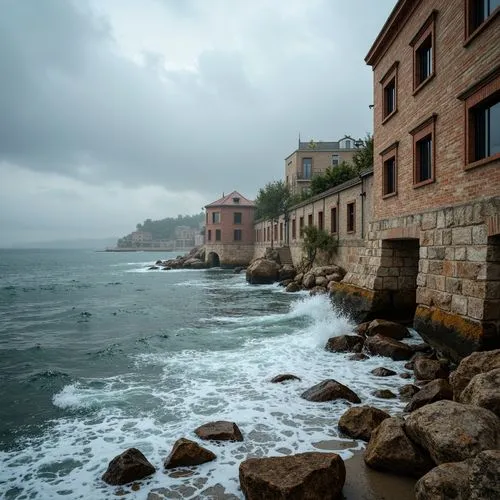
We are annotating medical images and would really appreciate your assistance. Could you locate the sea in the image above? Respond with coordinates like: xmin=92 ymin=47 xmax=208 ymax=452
xmin=0 ymin=249 xmax=421 ymax=499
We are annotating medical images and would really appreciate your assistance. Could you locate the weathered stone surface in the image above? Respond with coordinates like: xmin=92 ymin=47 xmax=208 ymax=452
xmin=278 ymin=264 xmax=296 ymax=281
xmin=348 ymin=353 xmax=369 ymax=361
xmin=245 ymin=259 xmax=279 ymax=285
xmin=302 ymin=272 xmax=316 ymax=289
xmin=399 ymin=384 xmax=421 ymax=401
xmin=366 ymin=319 xmax=409 ymax=340
xmin=325 ymin=335 xmax=364 ymax=353
xmin=364 ymin=417 xmax=434 ymax=478
xmin=163 ymin=438 xmax=216 ymax=469
xmin=312 ymin=265 xmax=345 ymax=278
xmin=372 ymin=389 xmax=397 ymax=399
xmin=309 ymin=285 xmax=327 ymax=296
xmin=338 ymin=406 xmax=390 ymax=441
xmin=354 ymin=321 xmax=370 ymax=337
xmin=285 ymin=281 xmax=301 ymax=293
xmin=315 ymin=276 xmax=327 ymax=287
xmin=404 ymin=379 xmax=453 ymax=412
xmin=450 ymin=349 xmax=500 ymax=400
xmin=102 ymin=448 xmax=156 ymax=485
xmin=415 ymin=460 xmax=471 ymax=500
xmin=365 ymin=335 xmax=414 ymax=361
xmin=459 ymin=368 xmax=500 ymax=418
xmin=400 ymin=372 xmax=412 ymax=379
xmin=301 ymin=379 xmax=361 ymax=404
xmin=239 ymin=452 xmax=345 ymax=500
xmin=469 ymin=449 xmax=500 ymax=500
xmin=194 ymin=421 xmax=243 ymax=442
xmin=371 ymin=367 xmax=397 ymax=377
xmin=404 ymin=401 xmax=500 ymax=464
xmin=270 ymin=374 xmax=301 ymax=383
xmin=414 ymin=358 xmax=449 ymax=381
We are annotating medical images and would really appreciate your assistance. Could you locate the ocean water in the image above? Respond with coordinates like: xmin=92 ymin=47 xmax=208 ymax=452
xmin=0 ymin=249 xmax=419 ymax=499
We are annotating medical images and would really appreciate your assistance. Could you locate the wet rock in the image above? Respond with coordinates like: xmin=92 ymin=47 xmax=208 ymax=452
xmin=148 ymin=265 xmax=159 ymax=270
xmin=163 ymin=438 xmax=216 ymax=469
xmin=285 ymin=281 xmax=301 ymax=293
xmin=404 ymin=400 xmax=500 ymax=464
xmin=102 ymin=448 xmax=156 ymax=486
xmin=366 ymin=319 xmax=409 ymax=340
xmin=371 ymin=367 xmax=397 ymax=377
xmin=245 ymin=259 xmax=280 ymax=285
xmin=301 ymin=379 xmax=361 ymax=404
xmin=270 ymin=374 xmax=301 ymax=383
xmin=372 ymin=389 xmax=397 ymax=399
xmin=364 ymin=417 xmax=434 ymax=478
xmin=155 ymin=260 xmax=162 ymax=265
xmin=279 ymin=279 xmax=293 ymax=287
xmin=348 ymin=353 xmax=368 ymax=361
xmin=278 ymin=264 xmax=296 ymax=281
xmin=469 ymin=449 xmax=500 ymax=500
xmin=415 ymin=460 xmax=471 ymax=500
xmin=459 ymin=368 xmax=500 ymax=418
xmin=354 ymin=321 xmax=370 ymax=337
xmin=183 ymin=257 xmax=206 ymax=269
xmin=233 ymin=267 xmax=244 ymax=274
xmin=449 ymin=349 xmax=500 ymax=400
xmin=412 ymin=342 xmax=434 ymax=353
xmin=294 ymin=272 xmax=304 ymax=283
xmin=400 ymin=372 xmax=412 ymax=379
xmin=338 ymin=406 xmax=390 ymax=441
xmin=325 ymin=335 xmax=364 ymax=353
xmin=315 ymin=276 xmax=327 ymax=287
xmin=312 ymin=265 xmax=345 ymax=278
xmin=414 ymin=358 xmax=449 ymax=381
xmin=404 ymin=379 xmax=453 ymax=412
xmin=239 ymin=452 xmax=345 ymax=500
xmin=364 ymin=334 xmax=414 ymax=361
xmin=302 ymin=272 xmax=316 ymax=289
xmin=194 ymin=421 xmax=244 ymax=442
xmin=399 ymin=384 xmax=421 ymax=401
xmin=309 ymin=285 xmax=327 ymax=296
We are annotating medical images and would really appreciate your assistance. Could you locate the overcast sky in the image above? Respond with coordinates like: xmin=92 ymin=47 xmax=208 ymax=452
xmin=0 ymin=0 xmax=396 ymax=246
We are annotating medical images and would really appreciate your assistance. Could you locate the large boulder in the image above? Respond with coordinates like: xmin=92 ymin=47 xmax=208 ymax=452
xmin=163 ymin=438 xmax=216 ymax=469
xmin=338 ymin=406 xmax=390 ymax=441
xmin=183 ymin=257 xmax=206 ymax=269
xmin=278 ymin=264 xmax=296 ymax=281
xmin=302 ymin=272 xmax=316 ymax=289
xmin=325 ymin=335 xmax=364 ymax=353
xmin=239 ymin=452 xmax=345 ymax=500
xmin=194 ymin=421 xmax=244 ymax=442
xmin=414 ymin=358 xmax=449 ymax=381
xmin=102 ymin=448 xmax=156 ymax=485
xmin=404 ymin=379 xmax=453 ymax=412
xmin=371 ymin=367 xmax=396 ymax=377
xmin=301 ymin=379 xmax=361 ymax=404
xmin=312 ymin=265 xmax=344 ymax=278
xmin=364 ymin=334 xmax=414 ymax=361
xmin=449 ymin=349 xmax=500 ymax=400
xmin=364 ymin=417 xmax=434 ymax=478
xmin=415 ymin=460 xmax=471 ymax=500
xmin=399 ymin=384 xmax=421 ymax=401
xmin=459 ymin=368 xmax=500 ymax=418
xmin=469 ymin=449 xmax=500 ymax=500
xmin=245 ymin=259 xmax=280 ymax=285
xmin=285 ymin=281 xmax=301 ymax=293
xmin=365 ymin=319 xmax=409 ymax=340
xmin=270 ymin=374 xmax=301 ymax=383
xmin=404 ymin=400 xmax=500 ymax=464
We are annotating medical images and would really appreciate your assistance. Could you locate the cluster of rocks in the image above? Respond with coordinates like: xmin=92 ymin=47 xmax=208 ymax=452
xmin=147 ymin=246 xmax=206 ymax=271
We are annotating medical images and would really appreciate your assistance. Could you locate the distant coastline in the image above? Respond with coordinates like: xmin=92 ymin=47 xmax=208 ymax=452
xmin=104 ymin=247 xmax=195 ymax=253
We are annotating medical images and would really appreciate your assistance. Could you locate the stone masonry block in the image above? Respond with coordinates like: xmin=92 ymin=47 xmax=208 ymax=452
xmin=457 ymin=261 xmax=482 ymax=279
xmin=465 ymin=205 xmax=474 ymax=225
xmin=451 ymin=294 xmax=468 ymax=316
xmin=416 ymin=274 xmax=427 ymax=286
xmin=434 ymin=230 xmax=443 ymax=246
xmin=428 ymin=246 xmax=445 ymax=260
xmin=421 ymin=212 xmax=437 ymax=230
xmin=445 ymin=208 xmax=454 ymax=228
xmin=419 ymin=259 xmax=429 ymax=273
xmin=433 ymin=291 xmax=452 ymax=311
xmin=454 ymin=247 xmax=467 ymax=261
xmin=442 ymin=229 xmax=452 ymax=246
xmin=435 ymin=275 xmax=446 ymax=291
xmin=436 ymin=210 xmax=446 ymax=229
xmin=467 ymin=246 xmax=487 ymax=262
xmin=472 ymin=202 xmax=485 ymax=224
xmin=416 ymin=287 xmax=432 ymax=306
xmin=429 ymin=260 xmax=444 ymax=274
xmin=462 ymin=279 xmax=486 ymax=298
xmin=419 ymin=246 xmax=428 ymax=259
xmin=421 ymin=231 xmax=434 ymax=246
xmin=445 ymin=247 xmax=454 ymax=260
xmin=467 ymin=297 xmax=484 ymax=320
xmin=454 ymin=206 xmax=466 ymax=226
xmin=442 ymin=260 xmax=457 ymax=277
xmin=445 ymin=277 xmax=462 ymax=294
xmin=452 ymin=227 xmax=472 ymax=245
xmin=472 ymin=224 xmax=488 ymax=245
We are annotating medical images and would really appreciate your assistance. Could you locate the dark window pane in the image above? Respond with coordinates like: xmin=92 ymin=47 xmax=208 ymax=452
xmin=417 ymin=136 xmax=432 ymax=182
xmin=384 ymin=157 xmax=396 ymax=194
xmin=489 ymin=100 xmax=500 ymax=156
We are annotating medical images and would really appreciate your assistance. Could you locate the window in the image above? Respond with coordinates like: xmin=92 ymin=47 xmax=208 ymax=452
xmin=207 ymin=229 xmax=212 ymax=241
xmin=234 ymin=212 xmax=242 ymax=224
xmin=410 ymin=114 xmax=436 ymax=186
xmin=466 ymin=0 xmax=500 ymax=40
xmin=279 ymin=222 xmax=283 ymax=241
xmin=347 ymin=202 xmax=356 ymax=233
xmin=299 ymin=217 xmax=304 ymax=234
xmin=381 ymin=62 xmax=398 ymax=122
xmin=292 ymin=219 xmax=296 ymax=239
xmin=215 ymin=229 xmax=221 ymax=241
xmin=266 ymin=227 xmax=270 ymax=241
xmin=381 ymin=143 xmax=398 ymax=197
xmin=274 ymin=224 xmax=278 ymax=241
xmin=308 ymin=214 xmax=313 ymax=226
xmin=302 ymin=158 xmax=312 ymax=179
xmin=318 ymin=211 xmax=324 ymax=230
xmin=234 ymin=229 xmax=242 ymax=241
xmin=330 ymin=207 xmax=337 ymax=234
xmin=410 ymin=11 xmax=436 ymax=93
xmin=345 ymin=140 xmax=351 ymax=149
xmin=212 ymin=212 xmax=220 ymax=224
xmin=332 ymin=154 xmax=339 ymax=166
xmin=233 ymin=197 xmax=240 ymax=204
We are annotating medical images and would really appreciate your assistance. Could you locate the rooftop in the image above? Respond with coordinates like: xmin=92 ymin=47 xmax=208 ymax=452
xmin=205 ymin=190 xmax=255 ymax=208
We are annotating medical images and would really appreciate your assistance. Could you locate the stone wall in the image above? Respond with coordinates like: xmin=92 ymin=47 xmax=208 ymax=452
xmin=204 ymin=243 xmax=255 ymax=268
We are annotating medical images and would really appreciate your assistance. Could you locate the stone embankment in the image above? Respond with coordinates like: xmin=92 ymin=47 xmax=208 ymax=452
xmin=147 ymin=246 xmax=206 ymax=270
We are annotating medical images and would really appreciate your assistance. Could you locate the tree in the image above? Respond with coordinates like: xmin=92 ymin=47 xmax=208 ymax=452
xmin=310 ymin=162 xmax=357 ymax=196
xmin=301 ymin=225 xmax=338 ymax=268
xmin=352 ymin=134 xmax=373 ymax=173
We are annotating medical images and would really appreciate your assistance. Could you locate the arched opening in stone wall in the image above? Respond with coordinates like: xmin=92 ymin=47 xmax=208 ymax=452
xmin=207 ymin=252 xmax=221 ymax=268
xmin=485 ymin=234 xmax=500 ymax=348
xmin=377 ymin=238 xmax=419 ymax=321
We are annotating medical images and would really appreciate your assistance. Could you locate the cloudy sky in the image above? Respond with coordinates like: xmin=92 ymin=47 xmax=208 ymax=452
xmin=0 ymin=0 xmax=396 ymax=246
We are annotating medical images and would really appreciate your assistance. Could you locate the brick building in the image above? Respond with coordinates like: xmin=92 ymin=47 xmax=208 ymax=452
xmin=332 ymin=0 xmax=500 ymax=360
xmin=204 ymin=191 xmax=256 ymax=267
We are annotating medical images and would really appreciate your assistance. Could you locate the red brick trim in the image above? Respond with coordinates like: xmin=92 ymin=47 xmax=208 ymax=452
xmin=410 ymin=114 xmax=437 ymax=188
xmin=464 ymin=1 xmax=500 ymax=46
xmin=410 ymin=10 xmax=437 ymax=95
xmin=487 ymin=215 xmax=500 ymax=236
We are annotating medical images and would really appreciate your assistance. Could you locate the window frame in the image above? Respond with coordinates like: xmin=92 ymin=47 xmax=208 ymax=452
xmin=233 ymin=212 xmax=242 ymax=224
xmin=318 ymin=211 xmax=324 ymax=231
xmin=215 ymin=229 xmax=221 ymax=241
xmin=234 ymin=229 xmax=242 ymax=241
xmin=307 ymin=213 xmax=313 ymax=226
xmin=464 ymin=0 xmax=500 ymax=45
xmin=410 ymin=11 xmax=437 ymax=95
xmin=301 ymin=157 xmax=313 ymax=179
xmin=292 ymin=218 xmax=296 ymax=240
xmin=346 ymin=201 xmax=356 ymax=234
xmin=212 ymin=211 xmax=220 ymax=224
xmin=207 ymin=229 xmax=212 ymax=241
xmin=410 ymin=114 xmax=437 ymax=188
xmin=380 ymin=62 xmax=399 ymax=123
xmin=330 ymin=206 xmax=338 ymax=234
xmin=380 ymin=142 xmax=398 ymax=198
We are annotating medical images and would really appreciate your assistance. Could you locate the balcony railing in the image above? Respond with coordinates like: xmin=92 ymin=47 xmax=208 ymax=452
xmin=296 ymin=171 xmax=312 ymax=180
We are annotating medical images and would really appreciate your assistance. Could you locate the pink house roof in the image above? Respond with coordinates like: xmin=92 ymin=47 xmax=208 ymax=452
xmin=205 ymin=191 xmax=255 ymax=208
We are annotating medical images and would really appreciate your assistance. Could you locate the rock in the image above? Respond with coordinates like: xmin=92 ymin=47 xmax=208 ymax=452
xmin=325 ymin=335 xmax=364 ymax=353
xmin=294 ymin=272 xmax=304 ymax=283
xmin=245 ymin=259 xmax=280 ymax=285
xmin=412 ymin=342 xmax=434 ymax=353
xmin=338 ymin=406 xmax=390 ymax=441
xmin=161 ymin=266 xmax=171 ymax=271
xmin=155 ymin=260 xmax=162 ymax=265
xmin=194 ymin=421 xmax=243 ymax=442
xmin=183 ymin=257 xmax=206 ymax=269
xmin=278 ymin=264 xmax=296 ymax=281
xmin=163 ymin=438 xmax=216 ymax=469
xmin=399 ymin=384 xmax=421 ymax=401
xmin=354 ymin=321 xmax=371 ymax=337
xmin=364 ymin=417 xmax=434 ymax=478
xmin=469 ymin=449 xmax=500 ymax=500
xmin=302 ymin=272 xmax=316 ymax=289
xmin=414 ymin=358 xmax=449 ymax=381
xmin=270 ymin=374 xmax=301 ymax=383
xmin=279 ymin=279 xmax=292 ymax=287
xmin=348 ymin=353 xmax=368 ymax=361
xmin=233 ymin=267 xmax=244 ymax=274
xmin=404 ymin=400 xmax=500 ymax=464
xmin=365 ymin=334 xmax=414 ymax=361
xmin=404 ymin=379 xmax=453 ymax=412
xmin=148 ymin=265 xmax=159 ymax=270
xmin=400 ymin=372 xmax=412 ymax=379
xmin=102 ymin=448 xmax=156 ymax=486
xmin=371 ymin=367 xmax=397 ymax=377
xmin=312 ymin=265 xmax=345 ymax=278
xmin=449 ymin=349 xmax=500 ymax=400
xmin=301 ymin=379 xmax=361 ymax=404
xmin=315 ymin=276 xmax=327 ymax=287
xmin=309 ymin=286 xmax=327 ymax=296
xmin=285 ymin=281 xmax=301 ymax=293
xmin=264 ymin=248 xmax=280 ymax=263
xmin=372 ymin=389 xmax=397 ymax=399
xmin=239 ymin=452 xmax=345 ymax=500
xmin=459 ymin=368 xmax=500 ymax=418
xmin=415 ymin=460 xmax=471 ymax=500
xmin=366 ymin=319 xmax=409 ymax=340
xmin=326 ymin=272 xmax=344 ymax=282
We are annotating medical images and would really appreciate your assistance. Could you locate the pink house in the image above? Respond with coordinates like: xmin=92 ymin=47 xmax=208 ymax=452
xmin=204 ymin=191 xmax=256 ymax=267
